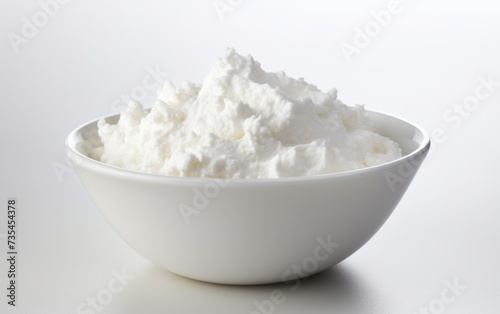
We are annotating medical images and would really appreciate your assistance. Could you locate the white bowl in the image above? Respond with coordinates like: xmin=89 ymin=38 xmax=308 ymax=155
xmin=66 ymin=110 xmax=430 ymax=285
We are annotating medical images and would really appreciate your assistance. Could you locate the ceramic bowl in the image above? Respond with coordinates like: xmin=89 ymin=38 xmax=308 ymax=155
xmin=66 ymin=110 xmax=430 ymax=284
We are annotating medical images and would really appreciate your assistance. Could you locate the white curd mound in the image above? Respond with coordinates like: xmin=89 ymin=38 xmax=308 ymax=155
xmin=91 ymin=48 xmax=402 ymax=178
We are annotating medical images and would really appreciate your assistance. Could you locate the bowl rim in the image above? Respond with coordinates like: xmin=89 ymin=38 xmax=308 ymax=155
xmin=65 ymin=109 xmax=430 ymax=184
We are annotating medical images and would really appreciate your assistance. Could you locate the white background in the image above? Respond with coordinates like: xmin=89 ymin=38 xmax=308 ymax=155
xmin=1 ymin=0 xmax=499 ymax=313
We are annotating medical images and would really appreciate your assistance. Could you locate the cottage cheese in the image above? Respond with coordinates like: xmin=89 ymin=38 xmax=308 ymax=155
xmin=91 ymin=48 xmax=402 ymax=178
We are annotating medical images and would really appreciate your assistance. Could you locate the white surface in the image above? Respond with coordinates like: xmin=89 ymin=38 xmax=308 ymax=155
xmin=1 ymin=0 xmax=499 ymax=313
